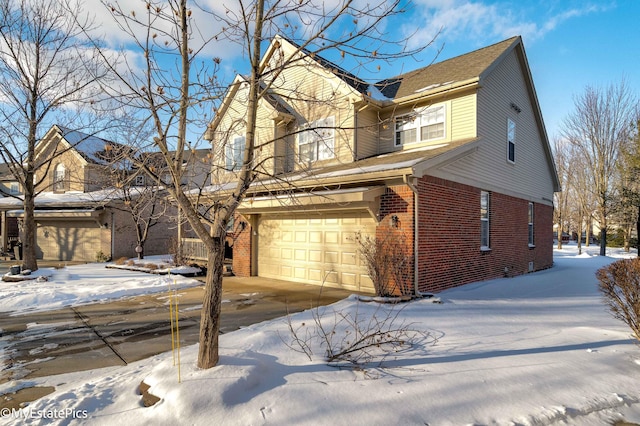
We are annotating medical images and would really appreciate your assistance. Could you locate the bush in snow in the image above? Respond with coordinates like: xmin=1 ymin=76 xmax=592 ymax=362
xmin=282 ymin=299 xmax=436 ymax=369
xmin=596 ymin=258 xmax=640 ymax=341
xmin=354 ymin=232 xmax=413 ymax=297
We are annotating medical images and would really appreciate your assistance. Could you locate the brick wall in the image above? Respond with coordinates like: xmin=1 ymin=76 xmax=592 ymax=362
xmin=416 ymin=176 xmax=554 ymax=293
xmin=376 ymin=185 xmax=415 ymax=294
xmin=231 ymin=214 xmax=252 ymax=277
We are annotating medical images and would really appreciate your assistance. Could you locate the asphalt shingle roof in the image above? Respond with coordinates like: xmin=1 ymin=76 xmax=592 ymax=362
xmin=374 ymin=36 xmax=519 ymax=99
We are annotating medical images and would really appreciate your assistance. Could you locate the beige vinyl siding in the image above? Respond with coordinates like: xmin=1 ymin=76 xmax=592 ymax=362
xmin=450 ymin=93 xmax=477 ymax=140
xmin=213 ymin=84 xmax=278 ymax=177
xmin=436 ymin=49 xmax=555 ymax=205
xmin=265 ymin=44 xmax=357 ymax=168
xmin=378 ymin=100 xmax=454 ymax=154
xmin=355 ymin=107 xmax=380 ymax=159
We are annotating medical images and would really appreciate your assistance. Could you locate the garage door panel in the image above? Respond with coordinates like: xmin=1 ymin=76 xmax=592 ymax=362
xmin=37 ymin=221 xmax=102 ymax=262
xmin=258 ymin=212 xmax=375 ymax=292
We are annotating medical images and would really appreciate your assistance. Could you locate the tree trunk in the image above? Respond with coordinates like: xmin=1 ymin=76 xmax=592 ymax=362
xmin=22 ymin=192 xmax=38 ymax=271
xmin=197 ymin=237 xmax=226 ymax=369
xmin=600 ymin=226 xmax=607 ymax=256
xmin=576 ymin=210 xmax=583 ymax=255
xmin=636 ymin=205 xmax=640 ymax=257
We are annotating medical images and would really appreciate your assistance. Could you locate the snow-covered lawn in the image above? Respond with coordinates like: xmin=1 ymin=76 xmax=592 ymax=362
xmin=0 ymin=256 xmax=201 ymax=314
xmin=2 ymin=244 xmax=640 ymax=425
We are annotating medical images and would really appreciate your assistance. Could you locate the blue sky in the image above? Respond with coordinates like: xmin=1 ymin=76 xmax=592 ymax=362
xmin=91 ymin=0 xmax=638 ymax=143
xmin=390 ymin=0 xmax=639 ymax=140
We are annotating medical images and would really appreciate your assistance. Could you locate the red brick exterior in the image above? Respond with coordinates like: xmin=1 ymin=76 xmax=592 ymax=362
xmin=376 ymin=185 xmax=416 ymax=294
xmin=416 ymin=176 xmax=554 ymax=293
xmin=231 ymin=214 xmax=252 ymax=277
xmin=232 ymin=177 xmax=554 ymax=293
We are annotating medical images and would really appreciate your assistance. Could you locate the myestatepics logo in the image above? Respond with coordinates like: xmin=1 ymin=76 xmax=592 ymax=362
xmin=1 ymin=407 xmax=89 ymax=420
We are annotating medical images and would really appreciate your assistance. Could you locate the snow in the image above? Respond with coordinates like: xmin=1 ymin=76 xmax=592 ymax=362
xmin=3 ymin=244 xmax=640 ymax=425
xmin=0 ymin=257 xmax=200 ymax=315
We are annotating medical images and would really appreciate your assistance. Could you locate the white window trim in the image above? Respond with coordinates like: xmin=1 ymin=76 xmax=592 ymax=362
xmin=135 ymin=174 xmax=145 ymax=186
xmin=507 ymin=118 xmax=516 ymax=163
xmin=298 ymin=116 xmax=335 ymax=163
xmin=54 ymin=163 xmax=66 ymax=192
xmin=9 ymin=182 xmax=19 ymax=195
xmin=226 ymin=134 xmax=246 ymax=171
xmin=395 ymin=104 xmax=446 ymax=147
xmin=481 ymin=191 xmax=490 ymax=250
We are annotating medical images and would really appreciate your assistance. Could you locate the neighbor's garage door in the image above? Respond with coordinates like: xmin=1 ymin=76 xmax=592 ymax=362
xmin=258 ymin=211 xmax=375 ymax=292
xmin=37 ymin=220 xmax=102 ymax=262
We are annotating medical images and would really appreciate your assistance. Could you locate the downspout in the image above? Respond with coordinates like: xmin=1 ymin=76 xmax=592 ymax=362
xmin=403 ymin=173 xmax=430 ymax=297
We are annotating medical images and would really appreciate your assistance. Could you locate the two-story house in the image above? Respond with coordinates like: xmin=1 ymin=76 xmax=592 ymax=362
xmin=0 ymin=125 xmax=179 ymax=262
xmin=205 ymin=35 xmax=560 ymax=294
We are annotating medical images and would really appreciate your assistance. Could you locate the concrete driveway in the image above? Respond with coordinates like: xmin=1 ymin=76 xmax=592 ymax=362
xmin=0 ymin=269 xmax=356 ymax=408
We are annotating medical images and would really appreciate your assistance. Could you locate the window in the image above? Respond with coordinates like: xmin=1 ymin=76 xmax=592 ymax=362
xmin=481 ymin=191 xmax=490 ymax=249
xmin=135 ymin=175 xmax=145 ymax=186
xmin=528 ymin=202 xmax=534 ymax=246
xmin=9 ymin=182 xmax=19 ymax=195
xmin=395 ymin=105 xmax=445 ymax=146
xmin=299 ymin=116 xmax=335 ymax=163
xmin=226 ymin=135 xmax=246 ymax=171
xmin=507 ymin=118 xmax=516 ymax=163
xmin=53 ymin=163 xmax=66 ymax=192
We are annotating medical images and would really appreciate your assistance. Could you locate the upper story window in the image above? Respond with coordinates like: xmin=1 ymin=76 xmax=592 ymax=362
xmin=395 ymin=105 xmax=445 ymax=146
xmin=480 ymin=191 xmax=490 ymax=250
xmin=9 ymin=182 xmax=19 ymax=195
xmin=507 ymin=118 xmax=516 ymax=163
xmin=226 ymin=135 xmax=246 ymax=171
xmin=53 ymin=163 xmax=66 ymax=192
xmin=135 ymin=174 xmax=145 ymax=186
xmin=298 ymin=116 xmax=335 ymax=163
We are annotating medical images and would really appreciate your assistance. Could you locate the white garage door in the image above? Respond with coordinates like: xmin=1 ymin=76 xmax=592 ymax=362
xmin=258 ymin=211 xmax=376 ymax=292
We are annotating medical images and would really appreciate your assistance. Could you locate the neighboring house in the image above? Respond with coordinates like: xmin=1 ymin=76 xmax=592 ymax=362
xmin=136 ymin=148 xmax=212 ymax=190
xmin=0 ymin=163 xmax=21 ymax=252
xmin=0 ymin=125 xmax=178 ymax=262
xmin=204 ymin=35 xmax=560 ymax=294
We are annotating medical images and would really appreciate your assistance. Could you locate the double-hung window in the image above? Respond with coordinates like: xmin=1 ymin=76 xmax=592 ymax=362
xmin=481 ymin=191 xmax=490 ymax=249
xmin=528 ymin=202 xmax=535 ymax=246
xmin=226 ymin=135 xmax=246 ymax=171
xmin=507 ymin=118 xmax=516 ymax=163
xmin=395 ymin=105 xmax=445 ymax=146
xmin=299 ymin=116 xmax=335 ymax=163
xmin=9 ymin=182 xmax=19 ymax=195
xmin=53 ymin=163 xmax=66 ymax=192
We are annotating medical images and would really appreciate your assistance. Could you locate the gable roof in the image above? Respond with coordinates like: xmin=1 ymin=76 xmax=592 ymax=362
xmin=375 ymin=36 xmax=520 ymax=100
xmin=54 ymin=126 xmax=128 ymax=166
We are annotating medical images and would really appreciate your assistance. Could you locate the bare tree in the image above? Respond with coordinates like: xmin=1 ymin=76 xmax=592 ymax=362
xmin=553 ymin=138 xmax=570 ymax=249
xmin=96 ymin=0 xmax=430 ymax=369
xmin=0 ymin=0 xmax=110 ymax=271
xmin=562 ymin=80 xmax=638 ymax=256
xmin=614 ymin=121 xmax=640 ymax=254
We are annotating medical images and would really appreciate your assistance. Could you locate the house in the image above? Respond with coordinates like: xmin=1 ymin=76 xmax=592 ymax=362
xmin=204 ymin=35 xmax=560 ymax=294
xmin=0 ymin=125 xmax=178 ymax=262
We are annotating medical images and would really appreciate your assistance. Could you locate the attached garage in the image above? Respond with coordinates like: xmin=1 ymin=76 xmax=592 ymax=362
xmin=37 ymin=219 xmax=106 ymax=262
xmin=7 ymin=209 xmax=111 ymax=262
xmin=257 ymin=211 xmax=376 ymax=292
